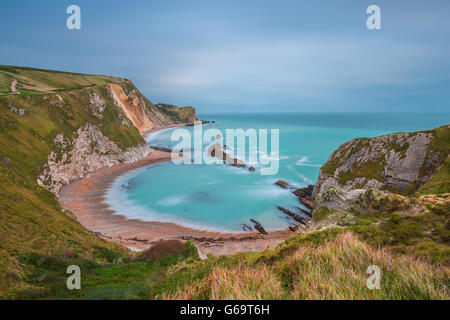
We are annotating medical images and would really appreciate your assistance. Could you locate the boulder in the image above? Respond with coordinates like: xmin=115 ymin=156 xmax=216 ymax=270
xmin=275 ymin=180 xmax=289 ymax=188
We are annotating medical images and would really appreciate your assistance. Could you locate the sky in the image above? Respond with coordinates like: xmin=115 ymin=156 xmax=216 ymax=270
xmin=1 ymin=0 xmax=449 ymax=114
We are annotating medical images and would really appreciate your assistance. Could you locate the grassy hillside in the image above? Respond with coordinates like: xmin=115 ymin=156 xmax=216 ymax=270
xmin=0 ymin=66 xmax=448 ymax=299
xmin=155 ymin=103 xmax=197 ymax=123
xmin=0 ymin=66 xmax=193 ymax=298
xmin=12 ymin=209 xmax=449 ymax=299
xmin=0 ymin=65 xmax=122 ymax=94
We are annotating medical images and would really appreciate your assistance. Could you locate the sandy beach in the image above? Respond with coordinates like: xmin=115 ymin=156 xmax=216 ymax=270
xmin=60 ymin=124 xmax=291 ymax=256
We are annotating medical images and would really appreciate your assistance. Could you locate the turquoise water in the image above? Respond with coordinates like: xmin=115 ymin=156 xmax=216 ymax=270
xmin=105 ymin=113 xmax=449 ymax=233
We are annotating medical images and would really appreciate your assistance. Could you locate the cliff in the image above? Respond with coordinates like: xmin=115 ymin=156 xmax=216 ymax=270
xmin=309 ymin=126 xmax=449 ymax=260
xmin=0 ymin=66 xmax=196 ymax=296
xmin=314 ymin=125 xmax=449 ymax=198
xmin=0 ymin=66 xmax=196 ymax=196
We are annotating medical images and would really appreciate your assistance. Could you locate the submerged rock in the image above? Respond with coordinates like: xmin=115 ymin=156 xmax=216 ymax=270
xmin=277 ymin=206 xmax=309 ymax=225
xmin=250 ymin=219 xmax=268 ymax=235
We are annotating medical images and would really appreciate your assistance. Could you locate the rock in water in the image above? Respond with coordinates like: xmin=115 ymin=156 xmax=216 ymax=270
xmin=275 ymin=179 xmax=289 ymax=188
xmin=250 ymin=219 xmax=268 ymax=235
xmin=208 ymin=143 xmax=246 ymax=168
xmin=293 ymin=185 xmax=315 ymax=210
xmin=277 ymin=206 xmax=308 ymax=225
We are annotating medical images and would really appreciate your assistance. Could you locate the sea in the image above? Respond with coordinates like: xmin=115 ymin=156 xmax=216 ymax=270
xmin=105 ymin=113 xmax=449 ymax=233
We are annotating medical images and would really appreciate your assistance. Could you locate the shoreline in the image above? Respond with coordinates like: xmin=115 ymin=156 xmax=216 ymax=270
xmin=141 ymin=123 xmax=190 ymax=139
xmin=60 ymin=124 xmax=292 ymax=256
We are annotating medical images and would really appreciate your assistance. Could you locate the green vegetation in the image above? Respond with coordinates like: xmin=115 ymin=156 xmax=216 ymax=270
xmin=338 ymin=158 xmax=385 ymax=185
xmin=312 ymin=206 xmax=335 ymax=222
xmin=155 ymin=103 xmax=197 ymax=123
xmin=418 ymin=125 xmax=450 ymax=195
xmin=0 ymin=66 xmax=193 ymax=298
xmin=14 ymin=241 xmax=200 ymax=299
xmin=321 ymin=125 xmax=450 ymax=196
xmin=11 ymin=229 xmax=449 ymax=300
xmin=418 ymin=157 xmax=450 ymax=195
xmin=0 ymin=66 xmax=448 ymax=300
xmin=0 ymin=65 xmax=124 ymax=95
xmin=347 ymin=203 xmax=450 ymax=265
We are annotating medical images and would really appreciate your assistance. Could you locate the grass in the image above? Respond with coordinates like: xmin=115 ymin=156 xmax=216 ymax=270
xmin=165 ymin=232 xmax=449 ymax=300
xmin=0 ymin=65 xmax=124 ymax=94
xmin=14 ymin=241 xmax=199 ymax=300
xmin=0 ymin=65 xmax=448 ymax=300
xmin=418 ymin=157 xmax=450 ymax=196
xmin=348 ymin=203 xmax=450 ymax=265
xmin=338 ymin=158 xmax=386 ymax=185
xmin=0 ymin=66 xmax=195 ymax=297
xmin=6 ymin=208 xmax=450 ymax=299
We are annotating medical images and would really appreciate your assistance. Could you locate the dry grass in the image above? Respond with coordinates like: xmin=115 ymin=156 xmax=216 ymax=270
xmin=166 ymin=263 xmax=283 ymax=300
xmin=139 ymin=240 xmax=187 ymax=263
xmin=166 ymin=233 xmax=449 ymax=300
xmin=282 ymin=233 xmax=449 ymax=299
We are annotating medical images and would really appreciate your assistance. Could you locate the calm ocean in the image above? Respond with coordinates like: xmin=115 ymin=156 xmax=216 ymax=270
xmin=105 ymin=113 xmax=450 ymax=233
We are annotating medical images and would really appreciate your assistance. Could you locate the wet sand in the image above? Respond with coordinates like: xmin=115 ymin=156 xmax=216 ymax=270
xmin=60 ymin=125 xmax=292 ymax=256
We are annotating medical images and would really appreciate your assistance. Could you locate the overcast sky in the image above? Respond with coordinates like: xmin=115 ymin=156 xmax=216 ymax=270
xmin=1 ymin=0 xmax=449 ymax=113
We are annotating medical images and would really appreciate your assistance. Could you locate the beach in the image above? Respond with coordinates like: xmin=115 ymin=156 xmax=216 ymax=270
xmin=59 ymin=124 xmax=291 ymax=256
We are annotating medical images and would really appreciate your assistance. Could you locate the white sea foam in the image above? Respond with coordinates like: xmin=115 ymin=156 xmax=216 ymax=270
xmin=105 ymin=172 xmax=249 ymax=233
xmin=295 ymin=155 xmax=321 ymax=167
xmin=157 ymin=194 xmax=189 ymax=206
xmin=286 ymin=165 xmax=313 ymax=184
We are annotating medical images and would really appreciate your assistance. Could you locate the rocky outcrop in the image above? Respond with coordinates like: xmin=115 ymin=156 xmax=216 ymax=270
xmin=275 ymin=180 xmax=288 ymax=188
xmin=155 ymin=103 xmax=197 ymax=124
xmin=313 ymin=126 xmax=449 ymax=198
xmin=87 ymin=91 xmax=107 ymax=119
xmin=37 ymin=123 xmax=151 ymax=195
xmin=108 ymin=84 xmax=196 ymax=133
xmin=33 ymin=79 xmax=198 ymax=196
xmin=277 ymin=206 xmax=309 ymax=225
xmin=208 ymin=143 xmax=246 ymax=168
xmin=109 ymin=84 xmax=167 ymax=132
xmin=293 ymin=185 xmax=315 ymax=210
xmin=250 ymin=219 xmax=268 ymax=235
xmin=314 ymin=187 xmax=420 ymax=215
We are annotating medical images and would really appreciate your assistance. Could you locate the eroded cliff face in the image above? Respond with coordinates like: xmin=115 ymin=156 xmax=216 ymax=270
xmin=37 ymin=123 xmax=151 ymax=195
xmin=109 ymin=83 xmax=162 ymax=132
xmin=34 ymin=80 xmax=196 ymax=196
xmin=313 ymin=126 xmax=449 ymax=199
xmin=108 ymin=84 xmax=196 ymax=132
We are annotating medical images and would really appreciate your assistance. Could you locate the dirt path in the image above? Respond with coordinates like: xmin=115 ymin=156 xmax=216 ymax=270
xmin=10 ymin=79 xmax=19 ymax=94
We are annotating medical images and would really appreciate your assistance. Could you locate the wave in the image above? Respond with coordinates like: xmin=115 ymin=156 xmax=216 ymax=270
xmin=295 ymin=156 xmax=321 ymax=167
